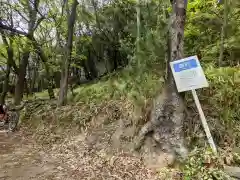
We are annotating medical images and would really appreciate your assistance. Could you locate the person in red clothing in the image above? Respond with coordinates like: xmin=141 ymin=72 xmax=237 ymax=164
xmin=0 ymin=104 xmax=7 ymax=123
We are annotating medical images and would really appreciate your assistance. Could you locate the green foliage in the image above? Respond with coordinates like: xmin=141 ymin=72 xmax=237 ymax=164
xmin=185 ymin=66 xmax=240 ymax=148
xmin=201 ymin=66 xmax=240 ymax=147
xmin=133 ymin=0 xmax=168 ymax=67
xmin=69 ymin=65 xmax=163 ymax=105
xmin=204 ymin=66 xmax=240 ymax=127
xmin=182 ymin=149 xmax=232 ymax=180
xmin=24 ymin=89 xmax=59 ymax=100
xmin=185 ymin=0 xmax=240 ymax=66
xmin=0 ymin=0 xmax=239 ymax=157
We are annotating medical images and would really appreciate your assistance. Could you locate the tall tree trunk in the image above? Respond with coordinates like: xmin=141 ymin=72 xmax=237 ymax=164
xmin=134 ymin=0 xmax=188 ymax=164
xmin=1 ymin=66 xmax=10 ymax=104
xmin=14 ymin=51 xmax=29 ymax=105
xmin=136 ymin=0 xmax=141 ymax=68
xmin=1 ymin=60 xmax=11 ymax=104
xmin=58 ymin=0 xmax=78 ymax=106
xmin=45 ymin=64 xmax=55 ymax=99
xmin=30 ymin=63 xmax=37 ymax=95
xmin=0 ymin=32 xmax=14 ymax=104
xmin=162 ymin=2 xmax=170 ymax=80
xmin=33 ymin=42 xmax=55 ymax=99
xmin=24 ymin=78 xmax=29 ymax=98
xmin=87 ymin=49 xmax=98 ymax=78
xmin=14 ymin=0 xmax=40 ymax=105
xmin=27 ymin=63 xmax=32 ymax=95
xmin=219 ymin=0 xmax=228 ymax=66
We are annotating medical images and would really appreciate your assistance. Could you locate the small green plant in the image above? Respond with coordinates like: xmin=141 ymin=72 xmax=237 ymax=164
xmin=182 ymin=148 xmax=232 ymax=180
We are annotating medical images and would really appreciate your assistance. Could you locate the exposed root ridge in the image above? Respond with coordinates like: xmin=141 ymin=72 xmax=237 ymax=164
xmin=133 ymin=86 xmax=188 ymax=160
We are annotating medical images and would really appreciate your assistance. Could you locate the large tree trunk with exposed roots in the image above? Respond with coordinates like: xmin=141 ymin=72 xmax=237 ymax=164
xmin=134 ymin=0 xmax=188 ymax=165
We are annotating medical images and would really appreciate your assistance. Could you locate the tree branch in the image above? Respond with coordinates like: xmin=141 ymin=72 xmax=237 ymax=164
xmin=0 ymin=31 xmax=9 ymax=46
xmin=0 ymin=20 xmax=28 ymax=36
xmin=0 ymin=52 xmax=7 ymax=59
xmin=0 ymin=66 xmax=7 ymax=74
xmin=0 ymin=30 xmax=19 ymax=74
xmin=1 ymin=2 xmax=29 ymax=23
xmin=29 ymin=0 xmax=45 ymax=18
xmin=33 ymin=16 xmax=45 ymax=31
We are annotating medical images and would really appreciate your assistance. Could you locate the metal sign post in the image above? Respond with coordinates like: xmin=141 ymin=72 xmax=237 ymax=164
xmin=191 ymin=89 xmax=217 ymax=154
xmin=170 ymin=55 xmax=217 ymax=154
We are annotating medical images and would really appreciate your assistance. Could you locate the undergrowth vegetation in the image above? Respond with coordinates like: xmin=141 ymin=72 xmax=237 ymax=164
xmin=69 ymin=66 xmax=164 ymax=105
xmin=181 ymin=65 xmax=240 ymax=179
xmin=18 ymin=63 xmax=240 ymax=179
xmin=23 ymin=64 xmax=239 ymax=144
xmin=182 ymin=148 xmax=239 ymax=179
xmin=203 ymin=66 xmax=240 ymax=146
xmin=1 ymin=0 xmax=240 ymax=179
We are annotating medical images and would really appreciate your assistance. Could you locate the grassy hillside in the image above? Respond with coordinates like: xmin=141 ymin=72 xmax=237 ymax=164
xmin=19 ymin=64 xmax=240 ymax=179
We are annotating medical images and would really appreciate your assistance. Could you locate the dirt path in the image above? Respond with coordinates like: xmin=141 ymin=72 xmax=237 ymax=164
xmin=0 ymin=99 xmax=184 ymax=179
xmin=0 ymin=129 xmax=171 ymax=180
xmin=0 ymin=130 xmax=60 ymax=180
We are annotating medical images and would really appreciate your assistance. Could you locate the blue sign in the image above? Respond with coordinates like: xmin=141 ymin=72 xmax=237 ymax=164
xmin=173 ymin=59 xmax=198 ymax=72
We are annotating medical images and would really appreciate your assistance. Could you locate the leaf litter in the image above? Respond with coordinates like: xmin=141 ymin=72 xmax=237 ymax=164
xmin=0 ymin=99 xmax=182 ymax=180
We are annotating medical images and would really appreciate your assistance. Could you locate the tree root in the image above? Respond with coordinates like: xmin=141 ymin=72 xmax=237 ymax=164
xmin=133 ymin=86 xmax=188 ymax=159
